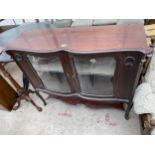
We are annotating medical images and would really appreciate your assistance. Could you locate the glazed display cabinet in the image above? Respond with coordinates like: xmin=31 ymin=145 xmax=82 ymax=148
xmin=0 ymin=23 xmax=151 ymax=119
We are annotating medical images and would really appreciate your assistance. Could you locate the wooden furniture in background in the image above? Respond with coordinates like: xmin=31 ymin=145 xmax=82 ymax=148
xmin=0 ymin=20 xmax=46 ymax=111
xmin=139 ymin=114 xmax=155 ymax=134
xmin=138 ymin=25 xmax=155 ymax=135
xmin=0 ymin=63 xmax=43 ymax=111
xmin=144 ymin=24 xmax=155 ymax=47
xmin=0 ymin=73 xmax=18 ymax=111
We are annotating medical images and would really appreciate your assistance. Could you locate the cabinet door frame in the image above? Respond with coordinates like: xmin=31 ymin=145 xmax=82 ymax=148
xmin=118 ymin=51 xmax=144 ymax=100
xmin=70 ymin=52 xmax=119 ymax=98
xmin=8 ymin=50 xmax=145 ymax=102
xmin=10 ymin=51 xmax=74 ymax=94
xmin=70 ymin=51 xmax=144 ymax=100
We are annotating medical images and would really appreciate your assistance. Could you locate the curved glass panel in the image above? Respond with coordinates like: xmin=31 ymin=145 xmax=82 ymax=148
xmin=74 ymin=56 xmax=116 ymax=96
xmin=28 ymin=55 xmax=71 ymax=93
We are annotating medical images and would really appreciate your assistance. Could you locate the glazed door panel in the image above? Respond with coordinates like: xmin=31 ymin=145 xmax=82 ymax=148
xmin=27 ymin=55 xmax=71 ymax=93
xmin=10 ymin=51 xmax=144 ymax=101
xmin=73 ymin=54 xmax=117 ymax=97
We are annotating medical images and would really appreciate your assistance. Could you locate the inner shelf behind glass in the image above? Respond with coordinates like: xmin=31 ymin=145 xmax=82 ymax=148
xmin=28 ymin=55 xmax=71 ymax=93
xmin=74 ymin=56 xmax=116 ymax=97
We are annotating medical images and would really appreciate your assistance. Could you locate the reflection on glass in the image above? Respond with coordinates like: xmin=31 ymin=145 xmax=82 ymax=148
xmin=74 ymin=56 xmax=116 ymax=96
xmin=28 ymin=55 xmax=71 ymax=93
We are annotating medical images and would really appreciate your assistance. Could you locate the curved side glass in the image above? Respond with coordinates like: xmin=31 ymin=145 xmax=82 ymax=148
xmin=28 ymin=55 xmax=71 ymax=93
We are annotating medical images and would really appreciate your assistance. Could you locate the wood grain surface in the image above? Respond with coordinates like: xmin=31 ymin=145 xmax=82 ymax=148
xmin=0 ymin=23 xmax=151 ymax=54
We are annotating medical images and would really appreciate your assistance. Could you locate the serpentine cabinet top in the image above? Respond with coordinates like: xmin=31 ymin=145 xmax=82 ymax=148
xmin=0 ymin=22 xmax=151 ymax=54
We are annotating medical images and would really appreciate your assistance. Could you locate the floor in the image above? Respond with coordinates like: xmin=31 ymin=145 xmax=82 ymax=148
xmin=0 ymin=63 xmax=140 ymax=135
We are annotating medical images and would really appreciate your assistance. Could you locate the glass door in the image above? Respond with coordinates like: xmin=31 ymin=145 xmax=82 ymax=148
xmin=28 ymin=55 xmax=71 ymax=93
xmin=73 ymin=55 xmax=116 ymax=97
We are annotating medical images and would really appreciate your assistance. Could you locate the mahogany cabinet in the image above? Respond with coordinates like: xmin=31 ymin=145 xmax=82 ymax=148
xmin=0 ymin=23 xmax=152 ymax=119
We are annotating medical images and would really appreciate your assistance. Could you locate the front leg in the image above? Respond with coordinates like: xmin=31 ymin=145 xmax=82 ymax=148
xmin=124 ymin=102 xmax=133 ymax=120
xmin=23 ymin=74 xmax=29 ymax=91
xmin=35 ymin=91 xmax=47 ymax=106
xmin=13 ymin=100 xmax=21 ymax=110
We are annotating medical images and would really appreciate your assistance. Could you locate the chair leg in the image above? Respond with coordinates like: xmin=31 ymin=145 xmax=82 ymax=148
xmin=13 ymin=101 xmax=21 ymax=110
xmin=13 ymin=90 xmax=43 ymax=112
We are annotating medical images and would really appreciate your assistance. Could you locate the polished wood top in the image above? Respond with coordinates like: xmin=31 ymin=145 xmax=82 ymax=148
xmin=0 ymin=22 xmax=151 ymax=54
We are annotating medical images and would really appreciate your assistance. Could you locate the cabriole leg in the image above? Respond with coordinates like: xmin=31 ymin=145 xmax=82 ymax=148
xmin=36 ymin=91 xmax=47 ymax=106
xmin=124 ymin=102 xmax=133 ymax=120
